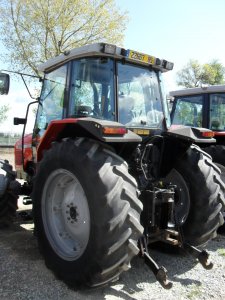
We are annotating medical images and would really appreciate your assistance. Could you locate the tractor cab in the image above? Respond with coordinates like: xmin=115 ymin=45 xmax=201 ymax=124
xmin=35 ymin=43 xmax=173 ymax=139
xmin=170 ymin=85 xmax=225 ymax=142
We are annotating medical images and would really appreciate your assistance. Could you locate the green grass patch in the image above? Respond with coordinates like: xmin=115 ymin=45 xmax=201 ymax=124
xmin=217 ymin=248 xmax=225 ymax=257
xmin=187 ymin=284 xmax=202 ymax=299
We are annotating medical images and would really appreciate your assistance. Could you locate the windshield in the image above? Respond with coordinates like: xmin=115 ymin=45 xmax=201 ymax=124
xmin=117 ymin=62 xmax=164 ymax=128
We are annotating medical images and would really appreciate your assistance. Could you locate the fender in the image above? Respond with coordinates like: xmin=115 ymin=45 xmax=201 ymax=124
xmin=37 ymin=117 xmax=141 ymax=162
xmin=167 ymin=125 xmax=216 ymax=143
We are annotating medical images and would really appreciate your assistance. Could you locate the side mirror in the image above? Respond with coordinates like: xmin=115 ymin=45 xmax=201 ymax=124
xmin=0 ymin=73 xmax=10 ymax=95
xmin=14 ymin=117 xmax=27 ymax=125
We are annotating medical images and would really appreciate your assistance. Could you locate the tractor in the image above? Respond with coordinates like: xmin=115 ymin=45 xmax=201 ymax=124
xmin=0 ymin=43 xmax=224 ymax=289
xmin=170 ymin=85 xmax=225 ymax=224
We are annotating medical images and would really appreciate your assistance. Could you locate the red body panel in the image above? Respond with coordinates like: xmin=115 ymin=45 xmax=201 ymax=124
xmin=14 ymin=119 xmax=79 ymax=174
xmin=14 ymin=133 xmax=33 ymax=172
xmin=214 ymin=131 xmax=225 ymax=136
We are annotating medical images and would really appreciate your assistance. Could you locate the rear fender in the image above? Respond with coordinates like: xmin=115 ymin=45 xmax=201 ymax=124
xmin=159 ymin=130 xmax=214 ymax=178
xmin=142 ymin=134 xmax=192 ymax=180
xmin=167 ymin=125 xmax=216 ymax=143
xmin=37 ymin=118 xmax=141 ymax=162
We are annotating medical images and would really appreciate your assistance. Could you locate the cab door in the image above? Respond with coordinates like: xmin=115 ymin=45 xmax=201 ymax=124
xmin=32 ymin=64 xmax=68 ymax=161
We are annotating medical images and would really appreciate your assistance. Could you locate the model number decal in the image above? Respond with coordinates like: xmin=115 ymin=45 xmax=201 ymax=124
xmin=128 ymin=50 xmax=155 ymax=65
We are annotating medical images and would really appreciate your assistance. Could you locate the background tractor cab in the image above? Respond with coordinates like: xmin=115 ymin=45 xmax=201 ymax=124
xmin=170 ymin=85 xmax=225 ymax=224
xmin=170 ymin=84 xmax=225 ymax=142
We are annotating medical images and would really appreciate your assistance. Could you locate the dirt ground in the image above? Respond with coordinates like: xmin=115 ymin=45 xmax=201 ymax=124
xmin=0 ymin=148 xmax=225 ymax=299
xmin=0 ymin=207 xmax=224 ymax=300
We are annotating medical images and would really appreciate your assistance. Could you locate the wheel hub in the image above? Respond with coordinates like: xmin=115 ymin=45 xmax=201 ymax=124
xmin=42 ymin=169 xmax=90 ymax=261
xmin=164 ymin=169 xmax=190 ymax=226
xmin=69 ymin=206 xmax=78 ymax=221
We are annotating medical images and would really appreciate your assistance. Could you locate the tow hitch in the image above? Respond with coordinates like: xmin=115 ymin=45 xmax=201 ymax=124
xmin=183 ymin=243 xmax=213 ymax=270
xmin=138 ymin=236 xmax=214 ymax=289
xmin=139 ymin=184 xmax=214 ymax=289
xmin=138 ymin=236 xmax=173 ymax=289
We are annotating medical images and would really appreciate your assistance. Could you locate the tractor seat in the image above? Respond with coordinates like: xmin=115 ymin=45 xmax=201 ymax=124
xmin=75 ymin=105 xmax=92 ymax=116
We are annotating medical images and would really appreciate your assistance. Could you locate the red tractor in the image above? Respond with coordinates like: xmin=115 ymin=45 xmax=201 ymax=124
xmin=0 ymin=43 xmax=224 ymax=289
xmin=170 ymin=85 xmax=225 ymax=225
xmin=170 ymin=85 xmax=225 ymax=173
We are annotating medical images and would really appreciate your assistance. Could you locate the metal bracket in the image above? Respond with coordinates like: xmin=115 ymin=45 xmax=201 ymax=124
xmin=18 ymin=210 xmax=33 ymax=221
xmin=138 ymin=236 xmax=173 ymax=289
xmin=183 ymin=243 xmax=213 ymax=270
xmin=22 ymin=196 xmax=33 ymax=205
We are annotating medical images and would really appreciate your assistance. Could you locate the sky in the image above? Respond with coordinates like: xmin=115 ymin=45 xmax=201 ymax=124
xmin=1 ymin=0 xmax=225 ymax=133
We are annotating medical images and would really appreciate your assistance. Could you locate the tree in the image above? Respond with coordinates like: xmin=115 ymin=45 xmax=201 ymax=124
xmin=202 ymin=60 xmax=225 ymax=85
xmin=0 ymin=104 xmax=9 ymax=124
xmin=0 ymin=0 xmax=128 ymax=75
xmin=176 ymin=59 xmax=225 ymax=88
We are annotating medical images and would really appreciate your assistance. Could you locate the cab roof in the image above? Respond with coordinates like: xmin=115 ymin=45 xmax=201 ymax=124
xmin=170 ymin=84 xmax=225 ymax=97
xmin=38 ymin=43 xmax=174 ymax=74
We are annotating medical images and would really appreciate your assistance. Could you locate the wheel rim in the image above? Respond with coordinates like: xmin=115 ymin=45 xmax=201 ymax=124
xmin=42 ymin=169 xmax=90 ymax=261
xmin=164 ymin=169 xmax=190 ymax=226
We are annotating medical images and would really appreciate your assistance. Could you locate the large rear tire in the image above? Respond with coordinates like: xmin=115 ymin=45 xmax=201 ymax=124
xmin=165 ymin=145 xmax=225 ymax=246
xmin=203 ymin=145 xmax=225 ymax=166
xmin=0 ymin=174 xmax=18 ymax=228
xmin=203 ymin=145 xmax=225 ymax=184
xmin=203 ymin=145 xmax=225 ymax=231
xmin=33 ymin=138 xmax=143 ymax=287
xmin=0 ymin=192 xmax=18 ymax=228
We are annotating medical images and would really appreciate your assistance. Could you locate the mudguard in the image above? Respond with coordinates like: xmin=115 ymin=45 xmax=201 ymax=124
xmin=36 ymin=118 xmax=141 ymax=161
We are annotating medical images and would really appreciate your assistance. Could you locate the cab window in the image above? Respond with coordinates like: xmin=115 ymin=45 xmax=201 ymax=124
xmin=209 ymin=93 xmax=225 ymax=130
xmin=35 ymin=64 xmax=67 ymax=135
xmin=172 ymin=95 xmax=203 ymax=127
xmin=117 ymin=62 xmax=163 ymax=128
xmin=69 ymin=57 xmax=115 ymax=121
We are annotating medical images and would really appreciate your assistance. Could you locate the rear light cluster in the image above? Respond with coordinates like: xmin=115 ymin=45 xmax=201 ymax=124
xmin=201 ymin=131 xmax=215 ymax=138
xmin=102 ymin=126 xmax=127 ymax=135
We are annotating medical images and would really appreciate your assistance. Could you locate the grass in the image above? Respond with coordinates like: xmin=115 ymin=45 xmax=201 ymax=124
xmin=217 ymin=248 xmax=225 ymax=257
xmin=187 ymin=284 xmax=202 ymax=300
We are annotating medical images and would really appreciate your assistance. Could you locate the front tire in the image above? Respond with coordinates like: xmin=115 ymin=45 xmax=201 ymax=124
xmin=33 ymin=138 xmax=143 ymax=287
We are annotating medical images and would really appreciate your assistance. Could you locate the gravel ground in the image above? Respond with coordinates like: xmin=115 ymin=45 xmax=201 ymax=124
xmin=0 ymin=199 xmax=224 ymax=300
xmin=1 ymin=149 xmax=225 ymax=299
